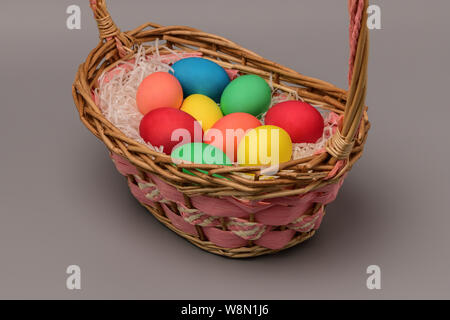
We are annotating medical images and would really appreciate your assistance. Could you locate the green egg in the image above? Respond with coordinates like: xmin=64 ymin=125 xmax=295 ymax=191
xmin=171 ymin=143 xmax=232 ymax=178
xmin=220 ymin=75 xmax=272 ymax=117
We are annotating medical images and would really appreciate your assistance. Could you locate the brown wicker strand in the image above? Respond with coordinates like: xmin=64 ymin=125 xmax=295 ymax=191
xmin=89 ymin=0 xmax=134 ymax=55
xmin=327 ymin=0 xmax=369 ymax=160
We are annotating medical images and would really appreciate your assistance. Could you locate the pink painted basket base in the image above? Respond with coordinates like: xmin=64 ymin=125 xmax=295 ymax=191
xmin=112 ymin=153 xmax=345 ymax=250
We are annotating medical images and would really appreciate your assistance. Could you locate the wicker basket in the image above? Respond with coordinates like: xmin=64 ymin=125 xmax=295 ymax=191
xmin=73 ymin=0 xmax=370 ymax=258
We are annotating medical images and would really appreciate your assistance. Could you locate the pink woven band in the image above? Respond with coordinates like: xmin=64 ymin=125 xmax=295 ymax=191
xmin=112 ymin=153 xmax=346 ymax=250
xmin=348 ymin=0 xmax=366 ymax=85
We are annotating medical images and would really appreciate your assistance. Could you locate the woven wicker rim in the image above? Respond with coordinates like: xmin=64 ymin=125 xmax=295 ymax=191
xmin=73 ymin=0 xmax=370 ymax=201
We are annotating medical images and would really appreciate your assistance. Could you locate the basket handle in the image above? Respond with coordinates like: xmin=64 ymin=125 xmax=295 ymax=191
xmin=89 ymin=0 xmax=369 ymax=160
xmin=88 ymin=0 xmax=134 ymax=57
xmin=326 ymin=0 xmax=369 ymax=160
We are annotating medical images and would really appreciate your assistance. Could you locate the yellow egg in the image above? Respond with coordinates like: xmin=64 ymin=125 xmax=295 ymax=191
xmin=237 ymin=125 xmax=293 ymax=166
xmin=180 ymin=94 xmax=223 ymax=132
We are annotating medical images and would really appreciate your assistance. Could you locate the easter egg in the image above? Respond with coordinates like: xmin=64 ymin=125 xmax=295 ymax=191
xmin=265 ymin=101 xmax=324 ymax=143
xmin=237 ymin=125 xmax=292 ymax=166
xmin=171 ymin=57 xmax=230 ymax=102
xmin=136 ymin=72 xmax=183 ymax=115
xmin=180 ymin=94 xmax=223 ymax=132
xmin=171 ymin=143 xmax=232 ymax=177
xmin=139 ymin=108 xmax=203 ymax=154
xmin=220 ymin=75 xmax=272 ymax=116
xmin=204 ymin=113 xmax=262 ymax=162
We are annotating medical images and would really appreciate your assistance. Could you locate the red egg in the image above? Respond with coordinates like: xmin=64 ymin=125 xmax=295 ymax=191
xmin=265 ymin=101 xmax=324 ymax=143
xmin=139 ymin=108 xmax=203 ymax=154
xmin=136 ymin=72 xmax=183 ymax=115
xmin=204 ymin=113 xmax=261 ymax=162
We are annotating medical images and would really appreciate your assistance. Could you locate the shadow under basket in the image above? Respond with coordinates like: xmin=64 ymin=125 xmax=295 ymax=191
xmin=73 ymin=0 xmax=371 ymax=258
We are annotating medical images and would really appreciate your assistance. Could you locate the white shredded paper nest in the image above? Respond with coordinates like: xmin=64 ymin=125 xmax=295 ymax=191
xmin=94 ymin=43 xmax=336 ymax=162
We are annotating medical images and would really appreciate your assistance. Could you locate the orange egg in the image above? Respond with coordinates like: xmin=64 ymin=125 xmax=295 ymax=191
xmin=204 ymin=113 xmax=262 ymax=162
xmin=136 ymin=72 xmax=183 ymax=115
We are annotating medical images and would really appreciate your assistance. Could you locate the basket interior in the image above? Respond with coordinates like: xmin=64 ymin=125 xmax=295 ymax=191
xmin=75 ymin=24 xmax=370 ymax=200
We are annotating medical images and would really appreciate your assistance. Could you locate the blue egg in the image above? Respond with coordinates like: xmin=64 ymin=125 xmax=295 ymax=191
xmin=171 ymin=58 xmax=230 ymax=102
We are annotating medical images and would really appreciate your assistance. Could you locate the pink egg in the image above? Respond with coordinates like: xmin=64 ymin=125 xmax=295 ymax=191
xmin=265 ymin=101 xmax=324 ymax=143
xmin=136 ymin=72 xmax=183 ymax=115
xmin=139 ymin=108 xmax=203 ymax=154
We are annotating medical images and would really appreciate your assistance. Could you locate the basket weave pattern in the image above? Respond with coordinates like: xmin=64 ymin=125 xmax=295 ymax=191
xmin=73 ymin=0 xmax=370 ymax=258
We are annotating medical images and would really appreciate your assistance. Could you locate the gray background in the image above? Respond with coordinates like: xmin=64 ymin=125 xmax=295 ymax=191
xmin=0 ymin=0 xmax=448 ymax=299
